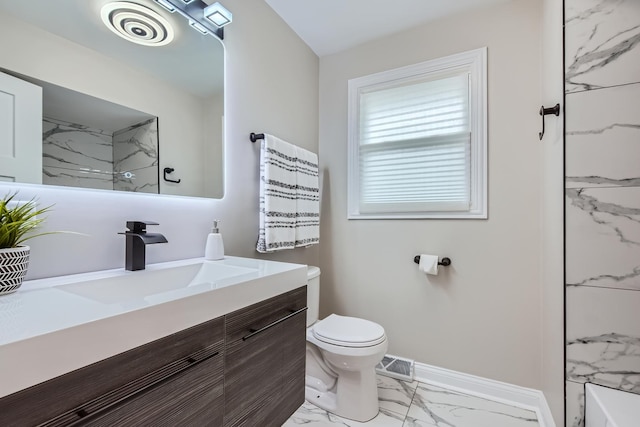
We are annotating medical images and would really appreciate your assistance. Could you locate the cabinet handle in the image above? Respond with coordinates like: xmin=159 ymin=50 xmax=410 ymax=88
xmin=242 ymin=307 xmax=308 ymax=341
xmin=41 ymin=346 xmax=221 ymax=427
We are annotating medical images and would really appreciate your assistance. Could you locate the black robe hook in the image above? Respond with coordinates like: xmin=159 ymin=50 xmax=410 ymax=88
xmin=539 ymin=103 xmax=560 ymax=140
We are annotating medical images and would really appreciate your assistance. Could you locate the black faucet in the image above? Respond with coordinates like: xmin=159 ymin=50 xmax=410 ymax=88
xmin=118 ymin=221 xmax=168 ymax=271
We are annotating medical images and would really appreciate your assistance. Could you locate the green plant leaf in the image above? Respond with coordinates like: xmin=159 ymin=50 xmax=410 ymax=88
xmin=0 ymin=192 xmax=53 ymax=249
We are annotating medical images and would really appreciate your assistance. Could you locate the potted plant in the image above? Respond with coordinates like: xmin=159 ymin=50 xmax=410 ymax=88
xmin=0 ymin=193 xmax=52 ymax=295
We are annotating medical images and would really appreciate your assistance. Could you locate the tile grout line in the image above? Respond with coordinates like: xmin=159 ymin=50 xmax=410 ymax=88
xmin=377 ymin=377 xmax=417 ymax=421
xmin=402 ymin=382 xmax=420 ymax=426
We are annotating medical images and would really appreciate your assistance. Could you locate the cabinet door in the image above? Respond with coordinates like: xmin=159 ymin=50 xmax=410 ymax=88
xmin=224 ymin=320 xmax=284 ymax=426
xmin=223 ymin=287 xmax=307 ymax=427
xmin=81 ymin=351 xmax=224 ymax=427
xmin=277 ymin=309 xmax=306 ymax=422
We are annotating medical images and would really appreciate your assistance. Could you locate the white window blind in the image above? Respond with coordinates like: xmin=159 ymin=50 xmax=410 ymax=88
xmin=347 ymin=47 xmax=487 ymax=219
xmin=358 ymin=74 xmax=471 ymax=213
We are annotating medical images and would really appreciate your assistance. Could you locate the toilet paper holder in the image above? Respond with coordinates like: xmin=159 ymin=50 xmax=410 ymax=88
xmin=413 ymin=255 xmax=451 ymax=266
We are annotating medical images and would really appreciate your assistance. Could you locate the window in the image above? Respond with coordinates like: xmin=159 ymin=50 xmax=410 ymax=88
xmin=347 ymin=48 xmax=487 ymax=219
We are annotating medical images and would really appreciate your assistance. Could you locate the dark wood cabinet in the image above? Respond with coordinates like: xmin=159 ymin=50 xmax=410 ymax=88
xmin=0 ymin=286 xmax=307 ymax=427
xmin=81 ymin=352 xmax=224 ymax=426
xmin=0 ymin=316 xmax=225 ymax=427
xmin=223 ymin=287 xmax=306 ymax=427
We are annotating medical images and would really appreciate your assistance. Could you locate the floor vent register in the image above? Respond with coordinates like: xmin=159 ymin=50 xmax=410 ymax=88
xmin=375 ymin=354 xmax=414 ymax=382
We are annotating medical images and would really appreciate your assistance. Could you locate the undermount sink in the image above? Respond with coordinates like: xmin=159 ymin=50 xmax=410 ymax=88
xmin=58 ymin=261 xmax=258 ymax=304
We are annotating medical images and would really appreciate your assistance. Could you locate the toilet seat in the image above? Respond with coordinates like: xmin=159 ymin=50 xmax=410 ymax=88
xmin=312 ymin=314 xmax=386 ymax=347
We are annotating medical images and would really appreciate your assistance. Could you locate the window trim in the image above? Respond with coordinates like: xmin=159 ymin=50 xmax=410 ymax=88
xmin=347 ymin=47 xmax=487 ymax=219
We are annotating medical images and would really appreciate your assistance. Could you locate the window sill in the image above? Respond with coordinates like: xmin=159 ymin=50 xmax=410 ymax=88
xmin=347 ymin=211 xmax=488 ymax=220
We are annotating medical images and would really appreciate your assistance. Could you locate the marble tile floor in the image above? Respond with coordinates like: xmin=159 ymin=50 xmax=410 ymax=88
xmin=284 ymin=375 xmax=539 ymax=427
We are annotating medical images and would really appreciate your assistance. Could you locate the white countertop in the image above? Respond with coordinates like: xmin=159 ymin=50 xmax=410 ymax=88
xmin=0 ymin=256 xmax=307 ymax=398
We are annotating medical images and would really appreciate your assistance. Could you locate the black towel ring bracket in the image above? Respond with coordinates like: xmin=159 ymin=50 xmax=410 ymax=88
xmin=163 ymin=167 xmax=181 ymax=184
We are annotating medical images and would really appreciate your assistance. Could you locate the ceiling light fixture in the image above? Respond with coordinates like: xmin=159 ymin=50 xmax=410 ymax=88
xmin=188 ymin=19 xmax=208 ymax=35
xmin=154 ymin=0 xmax=176 ymax=13
xmin=151 ymin=0 xmax=230 ymax=40
xmin=101 ymin=2 xmax=175 ymax=47
xmin=203 ymin=2 xmax=232 ymax=28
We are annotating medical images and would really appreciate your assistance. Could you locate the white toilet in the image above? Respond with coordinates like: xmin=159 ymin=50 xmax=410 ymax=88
xmin=305 ymin=266 xmax=388 ymax=422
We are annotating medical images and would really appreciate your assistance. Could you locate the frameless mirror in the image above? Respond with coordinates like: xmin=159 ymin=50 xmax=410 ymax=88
xmin=0 ymin=0 xmax=225 ymax=198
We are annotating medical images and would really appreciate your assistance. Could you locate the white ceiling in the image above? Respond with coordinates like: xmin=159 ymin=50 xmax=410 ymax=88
xmin=265 ymin=0 xmax=512 ymax=56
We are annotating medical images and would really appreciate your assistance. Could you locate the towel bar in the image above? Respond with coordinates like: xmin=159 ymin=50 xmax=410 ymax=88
xmin=413 ymin=255 xmax=451 ymax=266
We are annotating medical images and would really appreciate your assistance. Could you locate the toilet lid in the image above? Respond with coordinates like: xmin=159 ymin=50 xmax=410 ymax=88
xmin=312 ymin=314 xmax=386 ymax=347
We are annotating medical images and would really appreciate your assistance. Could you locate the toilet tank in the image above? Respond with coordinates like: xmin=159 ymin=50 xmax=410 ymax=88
xmin=306 ymin=266 xmax=321 ymax=327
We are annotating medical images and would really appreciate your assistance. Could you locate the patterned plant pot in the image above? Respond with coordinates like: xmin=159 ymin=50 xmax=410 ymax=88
xmin=0 ymin=246 xmax=30 ymax=295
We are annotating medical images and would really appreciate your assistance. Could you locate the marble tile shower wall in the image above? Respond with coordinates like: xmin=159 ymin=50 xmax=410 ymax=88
xmin=112 ymin=118 xmax=159 ymax=194
xmin=42 ymin=118 xmax=159 ymax=193
xmin=564 ymin=0 xmax=640 ymax=426
xmin=42 ymin=118 xmax=114 ymax=190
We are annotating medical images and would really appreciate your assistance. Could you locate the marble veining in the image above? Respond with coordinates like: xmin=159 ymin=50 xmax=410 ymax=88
xmin=377 ymin=375 xmax=419 ymax=417
xmin=565 ymin=0 xmax=640 ymax=93
xmin=285 ymin=401 xmax=405 ymax=427
xmin=566 ymin=333 xmax=640 ymax=391
xmin=113 ymin=119 xmax=158 ymax=171
xmin=42 ymin=117 xmax=159 ymax=193
xmin=285 ymin=376 xmax=539 ymax=427
xmin=566 ymin=188 xmax=640 ymax=247
xmin=566 ymin=177 xmax=640 ymax=188
xmin=565 ymin=381 xmax=585 ymax=427
xmin=565 ymin=83 xmax=640 ymax=188
xmin=565 ymin=187 xmax=640 ymax=290
xmin=565 ymin=285 xmax=640 ymax=427
xmin=113 ymin=118 xmax=159 ymax=193
xmin=568 ymin=123 xmax=640 ymax=136
xmin=43 ymin=118 xmax=113 ymax=170
xmin=43 ymin=166 xmax=114 ymax=191
xmin=406 ymin=383 xmax=538 ymax=427
xmin=564 ymin=1 xmax=640 ymax=425
xmin=42 ymin=118 xmax=114 ymax=190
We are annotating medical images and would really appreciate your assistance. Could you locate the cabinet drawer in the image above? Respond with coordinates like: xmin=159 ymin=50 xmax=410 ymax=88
xmin=81 ymin=350 xmax=224 ymax=426
xmin=0 ymin=316 xmax=224 ymax=426
xmin=225 ymin=286 xmax=306 ymax=344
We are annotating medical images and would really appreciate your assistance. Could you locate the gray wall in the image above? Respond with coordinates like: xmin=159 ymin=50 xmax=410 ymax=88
xmin=564 ymin=0 xmax=640 ymax=426
xmin=319 ymin=0 xmax=545 ymax=390
xmin=0 ymin=0 xmax=320 ymax=280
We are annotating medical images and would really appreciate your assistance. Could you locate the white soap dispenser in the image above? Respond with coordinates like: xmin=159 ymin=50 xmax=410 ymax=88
xmin=205 ymin=220 xmax=224 ymax=260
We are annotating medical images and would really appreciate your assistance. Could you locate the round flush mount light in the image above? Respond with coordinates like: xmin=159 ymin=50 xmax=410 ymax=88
xmin=101 ymin=2 xmax=175 ymax=47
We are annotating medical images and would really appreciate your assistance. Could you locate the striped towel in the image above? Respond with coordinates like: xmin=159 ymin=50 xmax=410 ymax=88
xmin=257 ymin=134 xmax=320 ymax=253
xmin=294 ymin=145 xmax=320 ymax=248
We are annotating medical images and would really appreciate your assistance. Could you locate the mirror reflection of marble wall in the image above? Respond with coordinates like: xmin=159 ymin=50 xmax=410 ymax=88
xmin=42 ymin=117 xmax=159 ymax=193
xmin=112 ymin=119 xmax=159 ymax=193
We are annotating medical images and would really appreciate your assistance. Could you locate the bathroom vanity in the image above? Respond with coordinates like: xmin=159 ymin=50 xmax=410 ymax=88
xmin=0 ymin=257 xmax=307 ymax=426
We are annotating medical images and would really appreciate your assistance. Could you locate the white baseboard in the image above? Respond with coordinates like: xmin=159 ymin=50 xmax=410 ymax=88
xmin=414 ymin=362 xmax=556 ymax=427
